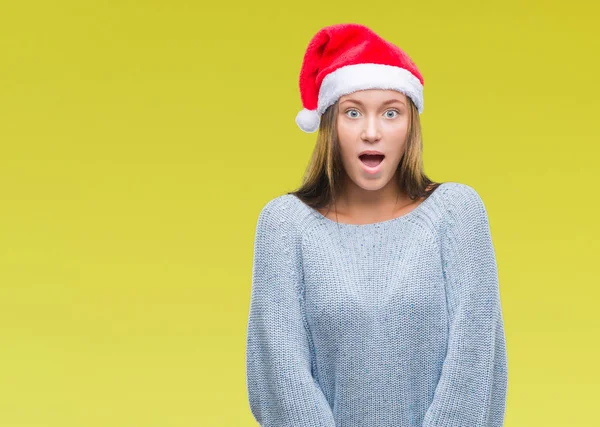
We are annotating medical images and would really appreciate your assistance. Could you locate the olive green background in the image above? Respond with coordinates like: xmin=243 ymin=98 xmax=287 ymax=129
xmin=1 ymin=1 xmax=598 ymax=426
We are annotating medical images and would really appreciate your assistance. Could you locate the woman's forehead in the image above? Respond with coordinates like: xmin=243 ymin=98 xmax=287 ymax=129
xmin=339 ymin=89 xmax=408 ymax=104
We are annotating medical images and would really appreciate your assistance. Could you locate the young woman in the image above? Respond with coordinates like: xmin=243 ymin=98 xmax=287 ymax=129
xmin=246 ymin=23 xmax=508 ymax=427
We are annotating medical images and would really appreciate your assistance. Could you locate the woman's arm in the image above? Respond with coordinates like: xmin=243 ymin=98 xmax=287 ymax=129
xmin=246 ymin=197 xmax=336 ymax=427
xmin=422 ymin=184 xmax=508 ymax=427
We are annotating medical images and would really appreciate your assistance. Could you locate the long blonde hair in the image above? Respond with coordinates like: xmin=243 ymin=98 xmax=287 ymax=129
xmin=288 ymin=95 xmax=442 ymax=212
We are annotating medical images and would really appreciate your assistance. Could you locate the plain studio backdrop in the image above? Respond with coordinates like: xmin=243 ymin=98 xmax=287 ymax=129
xmin=0 ymin=1 xmax=598 ymax=426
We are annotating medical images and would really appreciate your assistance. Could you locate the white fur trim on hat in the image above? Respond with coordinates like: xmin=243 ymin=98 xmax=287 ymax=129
xmin=295 ymin=108 xmax=320 ymax=133
xmin=317 ymin=63 xmax=424 ymax=115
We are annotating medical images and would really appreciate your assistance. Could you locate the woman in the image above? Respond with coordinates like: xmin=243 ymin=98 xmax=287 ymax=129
xmin=246 ymin=23 xmax=508 ymax=427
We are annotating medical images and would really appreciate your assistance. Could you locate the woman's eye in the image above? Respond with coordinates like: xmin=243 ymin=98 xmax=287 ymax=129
xmin=345 ymin=109 xmax=400 ymax=118
xmin=345 ymin=109 xmax=359 ymax=118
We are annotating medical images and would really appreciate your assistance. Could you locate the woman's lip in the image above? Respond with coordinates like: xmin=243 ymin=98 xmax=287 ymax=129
xmin=359 ymin=151 xmax=385 ymax=156
xmin=359 ymin=156 xmax=384 ymax=175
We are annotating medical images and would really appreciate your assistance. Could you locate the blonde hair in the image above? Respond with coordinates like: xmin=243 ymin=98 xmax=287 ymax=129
xmin=288 ymin=95 xmax=442 ymax=212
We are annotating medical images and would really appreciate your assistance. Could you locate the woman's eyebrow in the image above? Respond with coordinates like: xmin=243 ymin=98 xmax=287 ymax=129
xmin=340 ymin=98 xmax=406 ymax=106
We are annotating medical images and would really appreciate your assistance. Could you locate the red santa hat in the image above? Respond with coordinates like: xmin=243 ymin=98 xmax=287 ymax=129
xmin=295 ymin=23 xmax=424 ymax=133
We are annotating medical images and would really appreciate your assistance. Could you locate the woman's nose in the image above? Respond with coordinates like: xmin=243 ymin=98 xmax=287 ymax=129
xmin=360 ymin=116 xmax=382 ymax=141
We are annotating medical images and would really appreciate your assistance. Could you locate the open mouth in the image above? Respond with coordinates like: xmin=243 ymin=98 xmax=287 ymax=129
xmin=359 ymin=154 xmax=385 ymax=167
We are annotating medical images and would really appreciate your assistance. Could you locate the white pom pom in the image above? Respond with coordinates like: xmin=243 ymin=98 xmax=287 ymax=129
xmin=295 ymin=108 xmax=320 ymax=133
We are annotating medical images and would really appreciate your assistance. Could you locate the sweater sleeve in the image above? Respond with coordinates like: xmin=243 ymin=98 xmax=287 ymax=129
xmin=422 ymin=184 xmax=508 ymax=427
xmin=245 ymin=197 xmax=337 ymax=427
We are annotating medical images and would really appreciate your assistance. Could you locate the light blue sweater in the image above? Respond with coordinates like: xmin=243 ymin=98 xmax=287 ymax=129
xmin=245 ymin=182 xmax=508 ymax=427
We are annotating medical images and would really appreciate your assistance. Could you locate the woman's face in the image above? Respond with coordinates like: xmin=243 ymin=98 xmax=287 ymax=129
xmin=336 ymin=89 xmax=410 ymax=192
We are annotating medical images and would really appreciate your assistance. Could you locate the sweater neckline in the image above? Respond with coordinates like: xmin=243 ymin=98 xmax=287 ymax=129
xmin=292 ymin=182 xmax=447 ymax=228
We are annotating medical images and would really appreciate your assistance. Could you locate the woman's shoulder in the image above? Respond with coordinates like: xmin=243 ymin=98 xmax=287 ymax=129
xmin=438 ymin=181 xmax=487 ymax=210
xmin=257 ymin=193 xmax=303 ymax=218
xmin=255 ymin=193 xmax=314 ymax=232
xmin=256 ymin=194 xmax=293 ymax=225
xmin=256 ymin=183 xmax=487 ymax=229
xmin=436 ymin=182 xmax=491 ymax=234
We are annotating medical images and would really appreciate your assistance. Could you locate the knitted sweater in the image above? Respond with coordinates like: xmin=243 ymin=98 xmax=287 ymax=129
xmin=245 ymin=182 xmax=508 ymax=427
